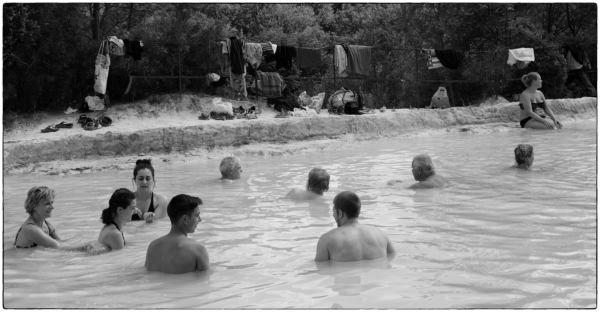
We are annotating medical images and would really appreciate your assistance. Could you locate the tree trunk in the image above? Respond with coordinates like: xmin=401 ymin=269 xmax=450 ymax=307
xmin=127 ymin=3 xmax=134 ymax=31
xmin=92 ymin=3 xmax=100 ymax=39
xmin=546 ymin=4 xmax=553 ymax=34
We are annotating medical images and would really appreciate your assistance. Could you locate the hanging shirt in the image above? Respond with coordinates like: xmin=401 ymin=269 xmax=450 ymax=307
xmin=435 ymin=49 xmax=463 ymax=69
xmin=244 ymin=43 xmax=263 ymax=70
xmin=229 ymin=37 xmax=246 ymax=75
xmin=507 ymin=48 xmax=534 ymax=67
xmin=217 ymin=41 xmax=231 ymax=77
xmin=334 ymin=45 xmax=348 ymax=77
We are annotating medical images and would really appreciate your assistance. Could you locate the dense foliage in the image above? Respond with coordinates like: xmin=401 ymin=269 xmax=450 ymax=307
xmin=3 ymin=3 xmax=597 ymax=112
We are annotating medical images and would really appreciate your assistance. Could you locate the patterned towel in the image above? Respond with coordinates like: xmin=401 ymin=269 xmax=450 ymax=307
xmin=256 ymin=71 xmax=283 ymax=97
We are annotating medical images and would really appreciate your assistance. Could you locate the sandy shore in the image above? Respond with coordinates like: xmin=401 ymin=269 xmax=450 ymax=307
xmin=3 ymin=94 xmax=596 ymax=175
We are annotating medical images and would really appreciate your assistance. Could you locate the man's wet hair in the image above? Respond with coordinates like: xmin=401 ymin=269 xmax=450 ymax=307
xmin=413 ymin=154 xmax=435 ymax=171
xmin=307 ymin=168 xmax=330 ymax=193
xmin=167 ymin=194 xmax=202 ymax=224
xmin=514 ymin=144 xmax=534 ymax=164
xmin=219 ymin=156 xmax=240 ymax=176
xmin=333 ymin=191 xmax=361 ymax=219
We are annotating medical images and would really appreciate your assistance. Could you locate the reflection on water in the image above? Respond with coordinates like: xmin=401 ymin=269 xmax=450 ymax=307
xmin=3 ymin=120 xmax=597 ymax=308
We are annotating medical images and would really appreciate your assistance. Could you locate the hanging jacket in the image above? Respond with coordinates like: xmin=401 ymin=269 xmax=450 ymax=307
xmin=435 ymin=49 xmax=463 ymax=69
xmin=229 ymin=37 xmax=245 ymax=75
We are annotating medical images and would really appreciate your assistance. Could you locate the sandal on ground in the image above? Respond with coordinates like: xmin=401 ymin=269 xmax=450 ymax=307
xmin=77 ymin=114 xmax=88 ymax=125
xmin=55 ymin=121 xmax=74 ymax=128
xmin=98 ymin=116 xmax=113 ymax=127
xmin=198 ymin=114 xmax=210 ymax=120
xmin=83 ymin=120 xmax=102 ymax=131
xmin=41 ymin=125 xmax=59 ymax=133
xmin=245 ymin=112 xmax=258 ymax=119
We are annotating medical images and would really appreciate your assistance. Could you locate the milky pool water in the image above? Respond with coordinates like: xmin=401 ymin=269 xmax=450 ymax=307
xmin=3 ymin=120 xmax=596 ymax=309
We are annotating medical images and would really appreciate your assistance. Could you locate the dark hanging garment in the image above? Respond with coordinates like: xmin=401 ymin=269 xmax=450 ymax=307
xmin=128 ymin=40 xmax=144 ymax=60
xmin=296 ymin=48 xmax=323 ymax=69
xmin=123 ymin=39 xmax=131 ymax=56
xmin=229 ymin=37 xmax=245 ymax=75
xmin=565 ymin=44 xmax=587 ymax=66
xmin=272 ymin=46 xmax=296 ymax=69
xmin=346 ymin=45 xmax=371 ymax=75
xmin=434 ymin=49 xmax=463 ymax=69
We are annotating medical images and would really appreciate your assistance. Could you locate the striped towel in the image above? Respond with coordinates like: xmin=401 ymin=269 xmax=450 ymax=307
xmin=423 ymin=49 xmax=443 ymax=69
xmin=256 ymin=71 xmax=283 ymax=97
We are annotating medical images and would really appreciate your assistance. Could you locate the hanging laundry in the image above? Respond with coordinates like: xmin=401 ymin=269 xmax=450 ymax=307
xmin=423 ymin=49 xmax=443 ymax=69
xmin=435 ymin=49 xmax=464 ymax=69
xmin=334 ymin=45 xmax=348 ymax=77
xmin=256 ymin=71 xmax=284 ymax=97
xmin=346 ymin=45 xmax=371 ymax=75
xmin=244 ymin=43 xmax=263 ymax=70
xmin=217 ymin=41 xmax=231 ymax=77
xmin=108 ymin=36 xmax=124 ymax=56
xmin=229 ymin=68 xmax=247 ymax=98
xmin=107 ymin=36 xmax=124 ymax=47
xmin=124 ymin=39 xmax=144 ymax=61
xmin=507 ymin=48 xmax=534 ymax=67
xmin=271 ymin=42 xmax=277 ymax=54
xmin=205 ymin=73 xmax=221 ymax=86
xmin=296 ymin=47 xmax=323 ymax=69
xmin=261 ymin=42 xmax=274 ymax=56
xmin=271 ymin=46 xmax=296 ymax=69
xmin=229 ymin=37 xmax=246 ymax=75
xmin=564 ymin=44 xmax=590 ymax=69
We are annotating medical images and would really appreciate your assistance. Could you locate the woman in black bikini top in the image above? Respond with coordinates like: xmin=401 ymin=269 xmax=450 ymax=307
xmin=98 ymin=188 xmax=136 ymax=250
xmin=14 ymin=186 xmax=91 ymax=251
xmin=131 ymin=159 xmax=169 ymax=223
xmin=518 ymin=72 xmax=563 ymax=130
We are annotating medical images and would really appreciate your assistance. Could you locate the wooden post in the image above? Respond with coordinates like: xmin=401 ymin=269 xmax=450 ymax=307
xmin=178 ymin=41 xmax=182 ymax=98
xmin=415 ymin=49 xmax=420 ymax=109
xmin=333 ymin=46 xmax=337 ymax=90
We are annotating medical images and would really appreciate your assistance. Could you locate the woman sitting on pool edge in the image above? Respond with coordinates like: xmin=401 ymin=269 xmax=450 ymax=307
xmin=14 ymin=186 xmax=90 ymax=251
xmin=131 ymin=159 xmax=169 ymax=223
xmin=97 ymin=188 xmax=136 ymax=250
xmin=514 ymin=144 xmax=534 ymax=169
xmin=518 ymin=72 xmax=563 ymax=129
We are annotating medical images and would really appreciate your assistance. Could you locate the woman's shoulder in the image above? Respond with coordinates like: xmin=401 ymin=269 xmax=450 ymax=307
xmin=154 ymin=193 xmax=169 ymax=202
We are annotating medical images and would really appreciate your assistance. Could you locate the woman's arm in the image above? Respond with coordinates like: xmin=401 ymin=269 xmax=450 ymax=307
xmin=45 ymin=219 xmax=63 ymax=241
xmin=145 ymin=194 xmax=169 ymax=222
xmin=22 ymin=225 xmax=60 ymax=248
xmin=540 ymin=92 xmax=563 ymax=128
xmin=103 ymin=231 xmax=125 ymax=250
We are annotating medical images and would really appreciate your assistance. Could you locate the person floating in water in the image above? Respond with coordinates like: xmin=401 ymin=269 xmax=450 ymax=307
xmin=315 ymin=191 xmax=395 ymax=262
xmin=514 ymin=144 xmax=534 ymax=169
xmin=518 ymin=72 xmax=563 ymax=130
xmin=97 ymin=188 xmax=136 ymax=251
xmin=286 ymin=168 xmax=330 ymax=200
xmin=408 ymin=154 xmax=448 ymax=189
xmin=14 ymin=186 xmax=91 ymax=251
xmin=145 ymin=194 xmax=210 ymax=274
xmin=131 ymin=159 xmax=169 ymax=223
xmin=219 ymin=156 xmax=243 ymax=180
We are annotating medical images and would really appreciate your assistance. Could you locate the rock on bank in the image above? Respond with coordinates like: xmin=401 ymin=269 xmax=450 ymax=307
xmin=3 ymin=96 xmax=596 ymax=173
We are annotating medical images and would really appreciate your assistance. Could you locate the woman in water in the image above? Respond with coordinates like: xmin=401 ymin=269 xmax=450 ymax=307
xmin=14 ymin=186 xmax=90 ymax=250
xmin=514 ymin=144 xmax=534 ymax=169
xmin=98 ymin=188 xmax=136 ymax=250
xmin=518 ymin=72 xmax=563 ymax=129
xmin=131 ymin=159 xmax=169 ymax=223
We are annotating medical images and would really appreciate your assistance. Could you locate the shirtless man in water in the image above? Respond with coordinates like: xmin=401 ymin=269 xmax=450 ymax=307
xmin=408 ymin=154 xmax=448 ymax=189
xmin=286 ymin=168 xmax=330 ymax=200
xmin=315 ymin=191 xmax=395 ymax=262
xmin=145 ymin=194 xmax=209 ymax=274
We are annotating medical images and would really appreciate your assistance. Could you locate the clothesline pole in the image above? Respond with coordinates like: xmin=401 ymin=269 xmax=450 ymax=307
xmin=414 ymin=49 xmax=420 ymax=109
xmin=178 ymin=41 xmax=182 ymax=98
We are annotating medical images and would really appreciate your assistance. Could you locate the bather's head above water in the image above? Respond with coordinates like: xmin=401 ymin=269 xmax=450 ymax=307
xmin=24 ymin=186 xmax=56 ymax=218
xmin=307 ymin=168 xmax=330 ymax=195
xmin=514 ymin=144 xmax=534 ymax=169
xmin=133 ymin=159 xmax=156 ymax=191
xmin=220 ymin=156 xmax=243 ymax=180
xmin=412 ymin=154 xmax=436 ymax=181
xmin=167 ymin=194 xmax=203 ymax=233
xmin=101 ymin=188 xmax=136 ymax=225
xmin=333 ymin=191 xmax=361 ymax=227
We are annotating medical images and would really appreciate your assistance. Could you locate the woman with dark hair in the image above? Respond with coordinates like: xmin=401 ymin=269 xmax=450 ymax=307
xmin=97 ymin=188 xmax=136 ymax=250
xmin=14 ymin=186 xmax=90 ymax=251
xmin=518 ymin=72 xmax=563 ymax=129
xmin=131 ymin=159 xmax=169 ymax=223
xmin=514 ymin=144 xmax=534 ymax=169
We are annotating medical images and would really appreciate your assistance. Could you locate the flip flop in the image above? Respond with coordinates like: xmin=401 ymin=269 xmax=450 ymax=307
xmin=245 ymin=113 xmax=258 ymax=119
xmin=83 ymin=120 xmax=102 ymax=131
xmin=77 ymin=114 xmax=88 ymax=125
xmin=198 ymin=114 xmax=210 ymax=120
xmin=55 ymin=121 xmax=73 ymax=128
xmin=98 ymin=116 xmax=113 ymax=127
xmin=41 ymin=125 xmax=59 ymax=133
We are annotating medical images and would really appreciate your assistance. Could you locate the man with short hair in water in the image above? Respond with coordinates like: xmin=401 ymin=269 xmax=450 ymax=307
xmin=286 ymin=168 xmax=330 ymax=200
xmin=145 ymin=194 xmax=209 ymax=274
xmin=315 ymin=191 xmax=395 ymax=262
xmin=409 ymin=154 xmax=448 ymax=189
xmin=219 ymin=156 xmax=243 ymax=180
xmin=514 ymin=144 xmax=534 ymax=169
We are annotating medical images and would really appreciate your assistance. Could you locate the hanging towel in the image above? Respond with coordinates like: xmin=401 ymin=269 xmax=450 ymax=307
xmin=271 ymin=42 xmax=277 ymax=54
xmin=217 ymin=41 xmax=231 ymax=77
xmin=267 ymin=46 xmax=295 ymax=69
xmin=423 ymin=49 xmax=443 ymax=69
xmin=108 ymin=41 xmax=124 ymax=56
xmin=244 ymin=43 xmax=263 ymax=70
xmin=229 ymin=37 xmax=246 ymax=75
xmin=107 ymin=36 xmax=124 ymax=47
xmin=127 ymin=40 xmax=144 ymax=61
xmin=261 ymin=42 xmax=274 ymax=56
xmin=334 ymin=45 xmax=348 ymax=77
xmin=435 ymin=49 xmax=463 ymax=69
xmin=507 ymin=48 xmax=534 ymax=66
xmin=296 ymin=47 xmax=323 ymax=69
xmin=346 ymin=45 xmax=371 ymax=75
xmin=256 ymin=71 xmax=284 ymax=97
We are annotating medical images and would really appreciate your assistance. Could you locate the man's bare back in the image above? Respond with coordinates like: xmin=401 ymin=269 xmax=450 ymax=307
xmin=145 ymin=234 xmax=209 ymax=274
xmin=286 ymin=188 xmax=321 ymax=200
xmin=316 ymin=221 xmax=394 ymax=262
xmin=409 ymin=174 xmax=448 ymax=189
